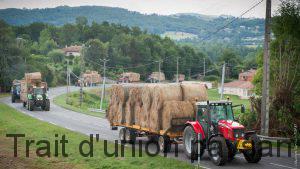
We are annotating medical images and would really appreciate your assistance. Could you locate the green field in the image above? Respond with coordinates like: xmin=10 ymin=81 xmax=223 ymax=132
xmin=207 ymin=89 xmax=250 ymax=115
xmin=0 ymin=103 xmax=194 ymax=169
xmin=53 ymin=89 xmax=108 ymax=118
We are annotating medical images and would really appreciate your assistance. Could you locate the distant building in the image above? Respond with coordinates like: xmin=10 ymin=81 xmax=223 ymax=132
xmin=61 ymin=45 xmax=82 ymax=56
xmin=218 ymin=69 xmax=256 ymax=99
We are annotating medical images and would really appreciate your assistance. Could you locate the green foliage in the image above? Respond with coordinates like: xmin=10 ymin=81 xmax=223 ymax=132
xmin=47 ymin=49 xmax=65 ymax=63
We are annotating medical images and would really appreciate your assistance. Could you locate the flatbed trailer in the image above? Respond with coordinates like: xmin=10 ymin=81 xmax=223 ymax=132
xmin=111 ymin=117 xmax=192 ymax=152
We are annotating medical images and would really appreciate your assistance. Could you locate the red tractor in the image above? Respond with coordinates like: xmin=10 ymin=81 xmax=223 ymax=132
xmin=183 ymin=101 xmax=262 ymax=166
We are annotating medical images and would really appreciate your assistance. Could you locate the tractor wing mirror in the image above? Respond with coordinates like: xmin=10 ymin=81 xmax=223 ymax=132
xmin=241 ymin=104 xmax=245 ymax=113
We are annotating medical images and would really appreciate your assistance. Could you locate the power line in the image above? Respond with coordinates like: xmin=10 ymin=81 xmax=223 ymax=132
xmin=202 ymin=0 xmax=264 ymax=41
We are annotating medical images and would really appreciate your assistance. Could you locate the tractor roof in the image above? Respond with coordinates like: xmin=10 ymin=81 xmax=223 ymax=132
xmin=196 ymin=100 xmax=232 ymax=106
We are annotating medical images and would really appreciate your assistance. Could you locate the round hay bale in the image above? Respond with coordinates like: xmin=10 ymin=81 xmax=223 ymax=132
xmin=140 ymin=84 xmax=158 ymax=128
xmin=149 ymin=84 xmax=182 ymax=131
xmin=161 ymin=101 xmax=194 ymax=131
xmin=124 ymin=86 xmax=142 ymax=125
xmin=180 ymin=83 xmax=208 ymax=102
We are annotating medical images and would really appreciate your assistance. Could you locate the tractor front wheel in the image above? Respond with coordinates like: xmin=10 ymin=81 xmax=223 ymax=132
xmin=208 ymin=136 xmax=228 ymax=166
xmin=242 ymin=134 xmax=262 ymax=163
xmin=42 ymin=100 xmax=50 ymax=111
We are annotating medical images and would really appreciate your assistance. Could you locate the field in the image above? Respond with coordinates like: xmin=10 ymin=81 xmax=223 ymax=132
xmin=53 ymin=88 xmax=108 ymax=118
xmin=0 ymin=103 xmax=194 ymax=169
xmin=161 ymin=31 xmax=198 ymax=40
xmin=0 ymin=93 xmax=10 ymax=98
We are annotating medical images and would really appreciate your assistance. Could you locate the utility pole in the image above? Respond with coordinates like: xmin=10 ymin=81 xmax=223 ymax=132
xmin=79 ymin=45 xmax=85 ymax=107
xmin=158 ymin=60 xmax=162 ymax=83
xmin=176 ymin=57 xmax=179 ymax=83
xmin=203 ymin=58 xmax=206 ymax=77
xmin=66 ymin=59 xmax=70 ymax=103
xmin=220 ymin=62 xmax=226 ymax=100
xmin=261 ymin=0 xmax=271 ymax=136
xmin=100 ymin=58 xmax=109 ymax=111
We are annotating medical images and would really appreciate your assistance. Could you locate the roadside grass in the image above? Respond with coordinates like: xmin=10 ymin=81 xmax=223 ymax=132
xmin=0 ymin=103 xmax=194 ymax=169
xmin=0 ymin=93 xmax=10 ymax=98
xmin=53 ymin=88 xmax=108 ymax=118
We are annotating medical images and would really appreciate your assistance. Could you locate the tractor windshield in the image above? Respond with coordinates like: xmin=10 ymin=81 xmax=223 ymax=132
xmin=33 ymin=88 xmax=44 ymax=95
xmin=210 ymin=104 xmax=234 ymax=123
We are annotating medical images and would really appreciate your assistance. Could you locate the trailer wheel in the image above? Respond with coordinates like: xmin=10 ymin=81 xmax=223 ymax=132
xmin=158 ymin=136 xmax=171 ymax=153
xmin=208 ymin=136 xmax=228 ymax=166
xmin=125 ymin=129 xmax=136 ymax=144
xmin=119 ymin=128 xmax=126 ymax=143
xmin=242 ymin=134 xmax=262 ymax=163
xmin=183 ymin=125 xmax=204 ymax=160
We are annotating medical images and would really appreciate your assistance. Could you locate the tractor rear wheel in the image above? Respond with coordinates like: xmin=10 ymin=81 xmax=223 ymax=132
xmin=242 ymin=134 xmax=262 ymax=163
xmin=208 ymin=136 xmax=228 ymax=166
xmin=183 ymin=126 xmax=205 ymax=160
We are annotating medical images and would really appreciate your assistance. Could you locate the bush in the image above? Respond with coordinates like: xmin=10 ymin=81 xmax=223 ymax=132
xmin=203 ymin=75 xmax=219 ymax=82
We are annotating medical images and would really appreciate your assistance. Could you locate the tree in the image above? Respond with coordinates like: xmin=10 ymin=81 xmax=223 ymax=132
xmin=84 ymin=39 xmax=108 ymax=71
xmin=47 ymin=49 xmax=65 ymax=64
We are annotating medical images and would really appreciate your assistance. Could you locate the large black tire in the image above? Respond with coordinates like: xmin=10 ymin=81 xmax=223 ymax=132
xmin=183 ymin=126 xmax=205 ymax=160
xmin=227 ymin=142 xmax=237 ymax=162
xmin=208 ymin=136 xmax=228 ymax=166
xmin=242 ymin=134 xmax=262 ymax=163
xmin=147 ymin=135 xmax=159 ymax=142
xmin=158 ymin=135 xmax=171 ymax=153
xmin=43 ymin=100 xmax=50 ymax=111
xmin=119 ymin=128 xmax=126 ymax=144
xmin=12 ymin=95 xmax=15 ymax=103
xmin=27 ymin=100 xmax=34 ymax=111
xmin=125 ymin=128 xmax=136 ymax=144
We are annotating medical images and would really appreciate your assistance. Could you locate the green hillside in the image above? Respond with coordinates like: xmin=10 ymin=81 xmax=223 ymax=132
xmin=0 ymin=6 xmax=265 ymax=45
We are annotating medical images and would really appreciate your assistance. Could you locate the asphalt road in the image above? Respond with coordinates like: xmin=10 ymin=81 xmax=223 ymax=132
xmin=1 ymin=86 xmax=299 ymax=169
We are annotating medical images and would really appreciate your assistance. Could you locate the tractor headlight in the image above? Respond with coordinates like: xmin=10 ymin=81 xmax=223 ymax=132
xmin=233 ymin=129 xmax=245 ymax=138
xmin=241 ymin=133 xmax=245 ymax=137
xmin=235 ymin=133 xmax=239 ymax=138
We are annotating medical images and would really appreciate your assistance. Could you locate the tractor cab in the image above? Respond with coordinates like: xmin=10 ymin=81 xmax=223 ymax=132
xmin=183 ymin=100 xmax=262 ymax=166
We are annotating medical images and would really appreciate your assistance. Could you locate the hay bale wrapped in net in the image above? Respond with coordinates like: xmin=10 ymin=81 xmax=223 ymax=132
xmin=181 ymin=83 xmax=208 ymax=102
xmin=107 ymin=85 xmax=132 ymax=124
xmin=25 ymin=72 xmax=42 ymax=83
xmin=139 ymin=84 xmax=158 ymax=128
xmin=149 ymin=84 xmax=182 ymax=131
xmin=124 ymin=86 xmax=142 ymax=125
xmin=161 ymin=101 xmax=195 ymax=131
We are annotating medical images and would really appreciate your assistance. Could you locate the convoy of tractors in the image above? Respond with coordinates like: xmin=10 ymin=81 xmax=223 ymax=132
xmin=10 ymin=71 xmax=262 ymax=166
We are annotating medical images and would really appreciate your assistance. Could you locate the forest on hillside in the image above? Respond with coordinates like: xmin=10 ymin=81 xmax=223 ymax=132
xmin=0 ymin=16 xmax=258 ymax=91
xmin=0 ymin=6 xmax=265 ymax=46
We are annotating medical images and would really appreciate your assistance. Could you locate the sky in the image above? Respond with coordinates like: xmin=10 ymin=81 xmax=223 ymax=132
xmin=0 ymin=0 xmax=282 ymax=18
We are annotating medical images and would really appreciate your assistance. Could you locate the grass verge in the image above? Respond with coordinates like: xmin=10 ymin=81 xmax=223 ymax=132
xmin=0 ymin=103 xmax=194 ymax=169
xmin=53 ymin=88 xmax=108 ymax=118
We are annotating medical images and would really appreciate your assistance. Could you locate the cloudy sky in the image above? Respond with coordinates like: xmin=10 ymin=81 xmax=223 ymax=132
xmin=0 ymin=0 xmax=281 ymax=18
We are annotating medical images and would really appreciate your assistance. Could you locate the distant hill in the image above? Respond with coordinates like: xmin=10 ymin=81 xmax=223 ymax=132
xmin=0 ymin=6 xmax=265 ymax=46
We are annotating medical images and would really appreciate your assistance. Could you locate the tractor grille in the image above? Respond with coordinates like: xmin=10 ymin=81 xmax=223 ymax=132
xmin=233 ymin=129 xmax=245 ymax=138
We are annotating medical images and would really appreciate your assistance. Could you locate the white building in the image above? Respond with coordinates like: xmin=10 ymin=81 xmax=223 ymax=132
xmin=61 ymin=45 xmax=82 ymax=57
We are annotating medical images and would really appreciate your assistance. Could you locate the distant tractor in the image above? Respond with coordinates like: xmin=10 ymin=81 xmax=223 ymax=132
xmin=117 ymin=72 xmax=140 ymax=83
xmin=147 ymin=72 xmax=165 ymax=83
xmin=183 ymin=101 xmax=262 ymax=165
xmin=20 ymin=72 xmax=50 ymax=111
xmin=11 ymin=80 xmax=21 ymax=103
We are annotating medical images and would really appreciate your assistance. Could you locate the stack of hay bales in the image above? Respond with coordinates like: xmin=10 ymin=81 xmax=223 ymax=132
xmin=107 ymin=83 xmax=208 ymax=132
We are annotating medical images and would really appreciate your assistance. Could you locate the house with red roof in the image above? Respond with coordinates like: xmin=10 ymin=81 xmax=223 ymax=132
xmin=218 ymin=69 xmax=256 ymax=99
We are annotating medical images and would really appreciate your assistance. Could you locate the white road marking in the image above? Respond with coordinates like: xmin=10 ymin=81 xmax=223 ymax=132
xmin=193 ymin=165 xmax=211 ymax=169
xmin=269 ymin=163 xmax=297 ymax=169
